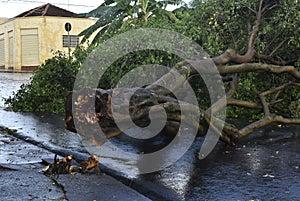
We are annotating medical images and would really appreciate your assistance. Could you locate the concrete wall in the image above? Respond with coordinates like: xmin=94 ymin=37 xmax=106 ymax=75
xmin=0 ymin=16 xmax=97 ymax=71
xmin=0 ymin=18 xmax=9 ymax=24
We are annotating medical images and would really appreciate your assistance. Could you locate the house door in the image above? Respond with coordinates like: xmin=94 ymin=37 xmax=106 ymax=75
xmin=21 ymin=29 xmax=39 ymax=68
xmin=9 ymin=31 xmax=14 ymax=67
xmin=0 ymin=34 xmax=4 ymax=68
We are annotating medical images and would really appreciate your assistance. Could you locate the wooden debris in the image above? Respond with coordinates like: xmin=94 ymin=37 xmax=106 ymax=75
xmin=79 ymin=155 xmax=101 ymax=174
xmin=42 ymin=154 xmax=100 ymax=175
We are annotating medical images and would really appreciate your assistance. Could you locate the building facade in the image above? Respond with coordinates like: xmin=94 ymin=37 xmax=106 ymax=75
xmin=0 ymin=4 xmax=97 ymax=71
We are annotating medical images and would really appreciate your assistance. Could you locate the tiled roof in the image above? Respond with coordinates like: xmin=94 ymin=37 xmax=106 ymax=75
xmin=15 ymin=3 xmax=75 ymax=18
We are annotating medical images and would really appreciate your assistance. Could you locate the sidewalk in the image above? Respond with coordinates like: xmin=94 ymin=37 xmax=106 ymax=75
xmin=0 ymin=123 xmax=151 ymax=201
xmin=0 ymin=168 xmax=151 ymax=201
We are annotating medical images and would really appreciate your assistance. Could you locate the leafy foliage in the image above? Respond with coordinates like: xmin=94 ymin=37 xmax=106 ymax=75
xmin=4 ymin=50 xmax=88 ymax=113
xmin=184 ymin=0 xmax=300 ymax=119
xmin=77 ymin=0 xmax=183 ymax=44
xmin=97 ymin=50 xmax=181 ymax=89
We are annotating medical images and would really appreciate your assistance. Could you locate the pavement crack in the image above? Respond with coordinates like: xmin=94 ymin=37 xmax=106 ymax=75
xmin=50 ymin=177 xmax=69 ymax=201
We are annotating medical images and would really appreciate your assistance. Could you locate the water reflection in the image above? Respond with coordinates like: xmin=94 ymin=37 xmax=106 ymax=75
xmin=134 ymin=125 xmax=300 ymax=200
xmin=0 ymin=73 xmax=31 ymax=107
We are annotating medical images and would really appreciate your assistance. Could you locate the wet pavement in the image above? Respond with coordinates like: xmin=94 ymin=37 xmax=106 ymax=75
xmin=138 ymin=125 xmax=300 ymax=201
xmin=0 ymin=169 xmax=65 ymax=201
xmin=0 ymin=116 xmax=150 ymax=201
xmin=0 ymin=72 xmax=31 ymax=107
xmin=0 ymin=72 xmax=300 ymax=201
xmin=0 ymin=121 xmax=161 ymax=201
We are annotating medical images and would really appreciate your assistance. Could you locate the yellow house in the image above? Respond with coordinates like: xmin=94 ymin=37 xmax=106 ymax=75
xmin=0 ymin=3 xmax=97 ymax=71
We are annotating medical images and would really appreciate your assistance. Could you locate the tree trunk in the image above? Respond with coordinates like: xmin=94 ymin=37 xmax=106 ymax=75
xmin=65 ymin=85 xmax=205 ymax=146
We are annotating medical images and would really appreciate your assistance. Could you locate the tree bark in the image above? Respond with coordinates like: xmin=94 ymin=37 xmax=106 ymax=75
xmin=65 ymin=86 xmax=204 ymax=146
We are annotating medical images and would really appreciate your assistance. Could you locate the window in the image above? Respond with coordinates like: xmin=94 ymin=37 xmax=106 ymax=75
xmin=63 ymin=35 xmax=79 ymax=48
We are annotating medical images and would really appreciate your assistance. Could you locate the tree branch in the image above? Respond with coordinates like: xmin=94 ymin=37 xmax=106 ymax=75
xmin=212 ymin=48 xmax=255 ymax=65
xmin=239 ymin=2 xmax=257 ymax=14
xmin=262 ymin=3 xmax=278 ymax=15
xmin=239 ymin=115 xmax=300 ymax=138
xmin=259 ymin=92 xmax=270 ymax=116
xmin=269 ymin=37 xmax=290 ymax=56
xmin=255 ymin=53 xmax=295 ymax=65
xmin=227 ymin=99 xmax=262 ymax=109
xmin=217 ymin=63 xmax=300 ymax=79
xmin=226 ymin=74 xmax=238 ymax=97
xmin=236 ymin=82 xmax=300 ymax=137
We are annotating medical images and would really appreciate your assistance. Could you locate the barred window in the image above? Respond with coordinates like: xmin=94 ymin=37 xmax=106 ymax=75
xmin=63 ymin=35 xmax=79 ymax=47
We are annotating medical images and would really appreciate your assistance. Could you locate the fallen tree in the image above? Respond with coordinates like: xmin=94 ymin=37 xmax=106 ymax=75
xmin=65 ymin=0 xmax=299 ymax=152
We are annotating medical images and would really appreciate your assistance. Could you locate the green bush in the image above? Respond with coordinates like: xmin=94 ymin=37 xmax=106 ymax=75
xmin=4 ymin=50 xmax=82 ymax=113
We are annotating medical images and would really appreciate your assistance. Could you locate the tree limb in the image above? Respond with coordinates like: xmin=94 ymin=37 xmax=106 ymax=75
xmin=237 ymin=82 xmax=300 ymax=138
xmin=255 ymin=53 xmax=295 ymax=65
xmin=217 ymin=63 xmax=300 ymax=79
xmin=239 ymin=115 xmax=300 ymax=138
